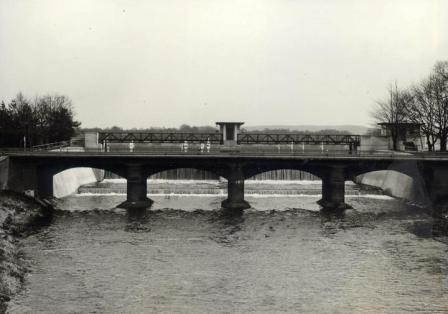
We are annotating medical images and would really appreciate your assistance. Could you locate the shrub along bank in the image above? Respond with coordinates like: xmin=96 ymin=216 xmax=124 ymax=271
xmin=0 ymin=191 xmax=52 ymax=314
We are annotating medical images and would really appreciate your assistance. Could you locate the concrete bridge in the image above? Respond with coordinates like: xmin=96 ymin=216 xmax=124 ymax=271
xmin=4 ymin=151 xmax=448 ymax=211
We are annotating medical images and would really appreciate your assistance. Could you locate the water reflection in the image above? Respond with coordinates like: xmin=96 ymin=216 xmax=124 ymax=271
xmin=207 ymin=209 xmax=245 ymax=246
xmin=125 ymin=208 xmax=151 ymax=232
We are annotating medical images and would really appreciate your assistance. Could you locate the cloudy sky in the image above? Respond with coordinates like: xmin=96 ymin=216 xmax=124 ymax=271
xmin=0 ymin=0 xmax=447 ymax=128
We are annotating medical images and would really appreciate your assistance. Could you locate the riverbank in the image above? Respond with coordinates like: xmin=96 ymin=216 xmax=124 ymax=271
xmin=0 ymin=191 xmax=52 ymax=314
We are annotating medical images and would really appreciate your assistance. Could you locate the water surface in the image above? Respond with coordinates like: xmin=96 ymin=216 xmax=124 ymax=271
xmin=7 ymin=184 xmax=448 ymax=313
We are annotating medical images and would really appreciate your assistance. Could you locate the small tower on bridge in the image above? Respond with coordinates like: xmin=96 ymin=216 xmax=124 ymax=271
xmin=216 ymin=122 xmax=244 ymax=146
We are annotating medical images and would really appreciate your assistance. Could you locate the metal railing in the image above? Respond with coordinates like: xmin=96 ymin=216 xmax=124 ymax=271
xmin=6 ymin=148 xmax=448 ymax=161
xmin=98 ymin=132 xmax=223 ymax=144
xmin=30 ymin=140 xmax=71 ymax=151
xmin=237 ymin=133 xmax=361 ymax=146
xmin=0 ymin=145 xmax=423 ymax=157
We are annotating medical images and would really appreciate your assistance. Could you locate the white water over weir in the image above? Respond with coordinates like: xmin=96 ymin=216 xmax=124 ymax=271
xmin=105 ymin=169 xmax=320 ymax=181
xmin=76 ymin=169 xmax=383 ymax=197
xmin=79 ymin=178 xmax=372 ymax=197
xmin=92 ymin=169 xmax=326 ymax=196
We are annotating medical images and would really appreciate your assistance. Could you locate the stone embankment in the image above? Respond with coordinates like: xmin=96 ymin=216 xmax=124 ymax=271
xmin=0 ymin=191 xmax=52 ymax=314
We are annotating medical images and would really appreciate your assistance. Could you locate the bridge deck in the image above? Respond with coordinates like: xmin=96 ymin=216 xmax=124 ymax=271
xmin=4 ymin=150 xmax=448 ymax=162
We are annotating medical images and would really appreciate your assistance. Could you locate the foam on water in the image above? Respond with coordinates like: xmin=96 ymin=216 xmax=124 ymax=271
xmin=75 ymin=192 xmax=392 ymax=199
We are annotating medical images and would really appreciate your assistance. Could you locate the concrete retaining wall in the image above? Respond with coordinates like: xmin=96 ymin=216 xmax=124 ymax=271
xmin=355 ymin=170 xmax=415 ymax=200
xmin=53 ymin=168 xmax=100 ymax=198
xmin=51 ymin=147 xmax=103 ymax=198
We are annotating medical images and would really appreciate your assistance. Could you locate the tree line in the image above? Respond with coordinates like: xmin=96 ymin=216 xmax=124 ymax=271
xmin=0 ymin=93 xmax=80 ymax=148
xmin=82 ymin=124 xmax=218 ymax=134
xmin=82 ymin=126 xmax=351 ymax=135
xmin=372 ymin=60 xmax=448 ymax=151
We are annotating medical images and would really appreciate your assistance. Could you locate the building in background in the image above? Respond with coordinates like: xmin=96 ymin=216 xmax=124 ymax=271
xmin=377 ymin=122 xmax=423 ymax=151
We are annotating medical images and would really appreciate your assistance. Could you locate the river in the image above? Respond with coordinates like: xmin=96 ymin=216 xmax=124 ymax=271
xmin=6 ymin=180 xmax=448 ymax=313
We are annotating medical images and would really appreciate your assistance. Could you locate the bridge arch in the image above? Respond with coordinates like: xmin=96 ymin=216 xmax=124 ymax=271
xmin=246 ymin=168 xmax=321 ymax=182
xmin=346 ymin=159 xmax=424 ymax=181
xmin=243 ymin=164 xmax=323 ymax=181
xmin=352 ymin=169 xmax=428 ymax=202
xmin=44 ymin=161 xmax=128 ymax=179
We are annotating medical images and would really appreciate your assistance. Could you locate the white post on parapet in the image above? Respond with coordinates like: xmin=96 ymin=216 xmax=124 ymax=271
xmin=302 ymin=142 xmax=305 ymax=152
xmin=321 ymin=142 xmax=324 ymax=153
xmin=206 ymin=138 xmax=211 ymax=153
xmin=290 ymin=141 xmax=294 ymax=153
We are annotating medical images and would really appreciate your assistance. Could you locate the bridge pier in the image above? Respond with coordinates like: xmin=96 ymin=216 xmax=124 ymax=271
xmin=37 ymin=167 xmax=54 ymax=199
xmin=118 ymin=164 xmax=153 ymax=209
xmin=221 ymin=166 xmax=250 ymax=211
xmin=422 ymin=165 xmax=448 ymax=214
xmin=317 ymin=166 xmax=350 ymax=210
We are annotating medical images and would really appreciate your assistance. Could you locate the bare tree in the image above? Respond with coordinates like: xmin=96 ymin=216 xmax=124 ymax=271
xmin=407 ymin=77 xmax=438 ymax=151
xmin=372 ymin=82 xmax=411 ymax=150
xmin=432 ymin=61 xmax=448 ymax=151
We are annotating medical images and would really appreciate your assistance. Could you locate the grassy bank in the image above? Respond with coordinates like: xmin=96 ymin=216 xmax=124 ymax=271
xmin=0 ymin=191 xmax=52 ymax=314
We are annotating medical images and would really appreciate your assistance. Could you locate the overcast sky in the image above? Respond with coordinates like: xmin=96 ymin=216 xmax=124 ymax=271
xmin=0 ymin=0 xmax=447 ymax=128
